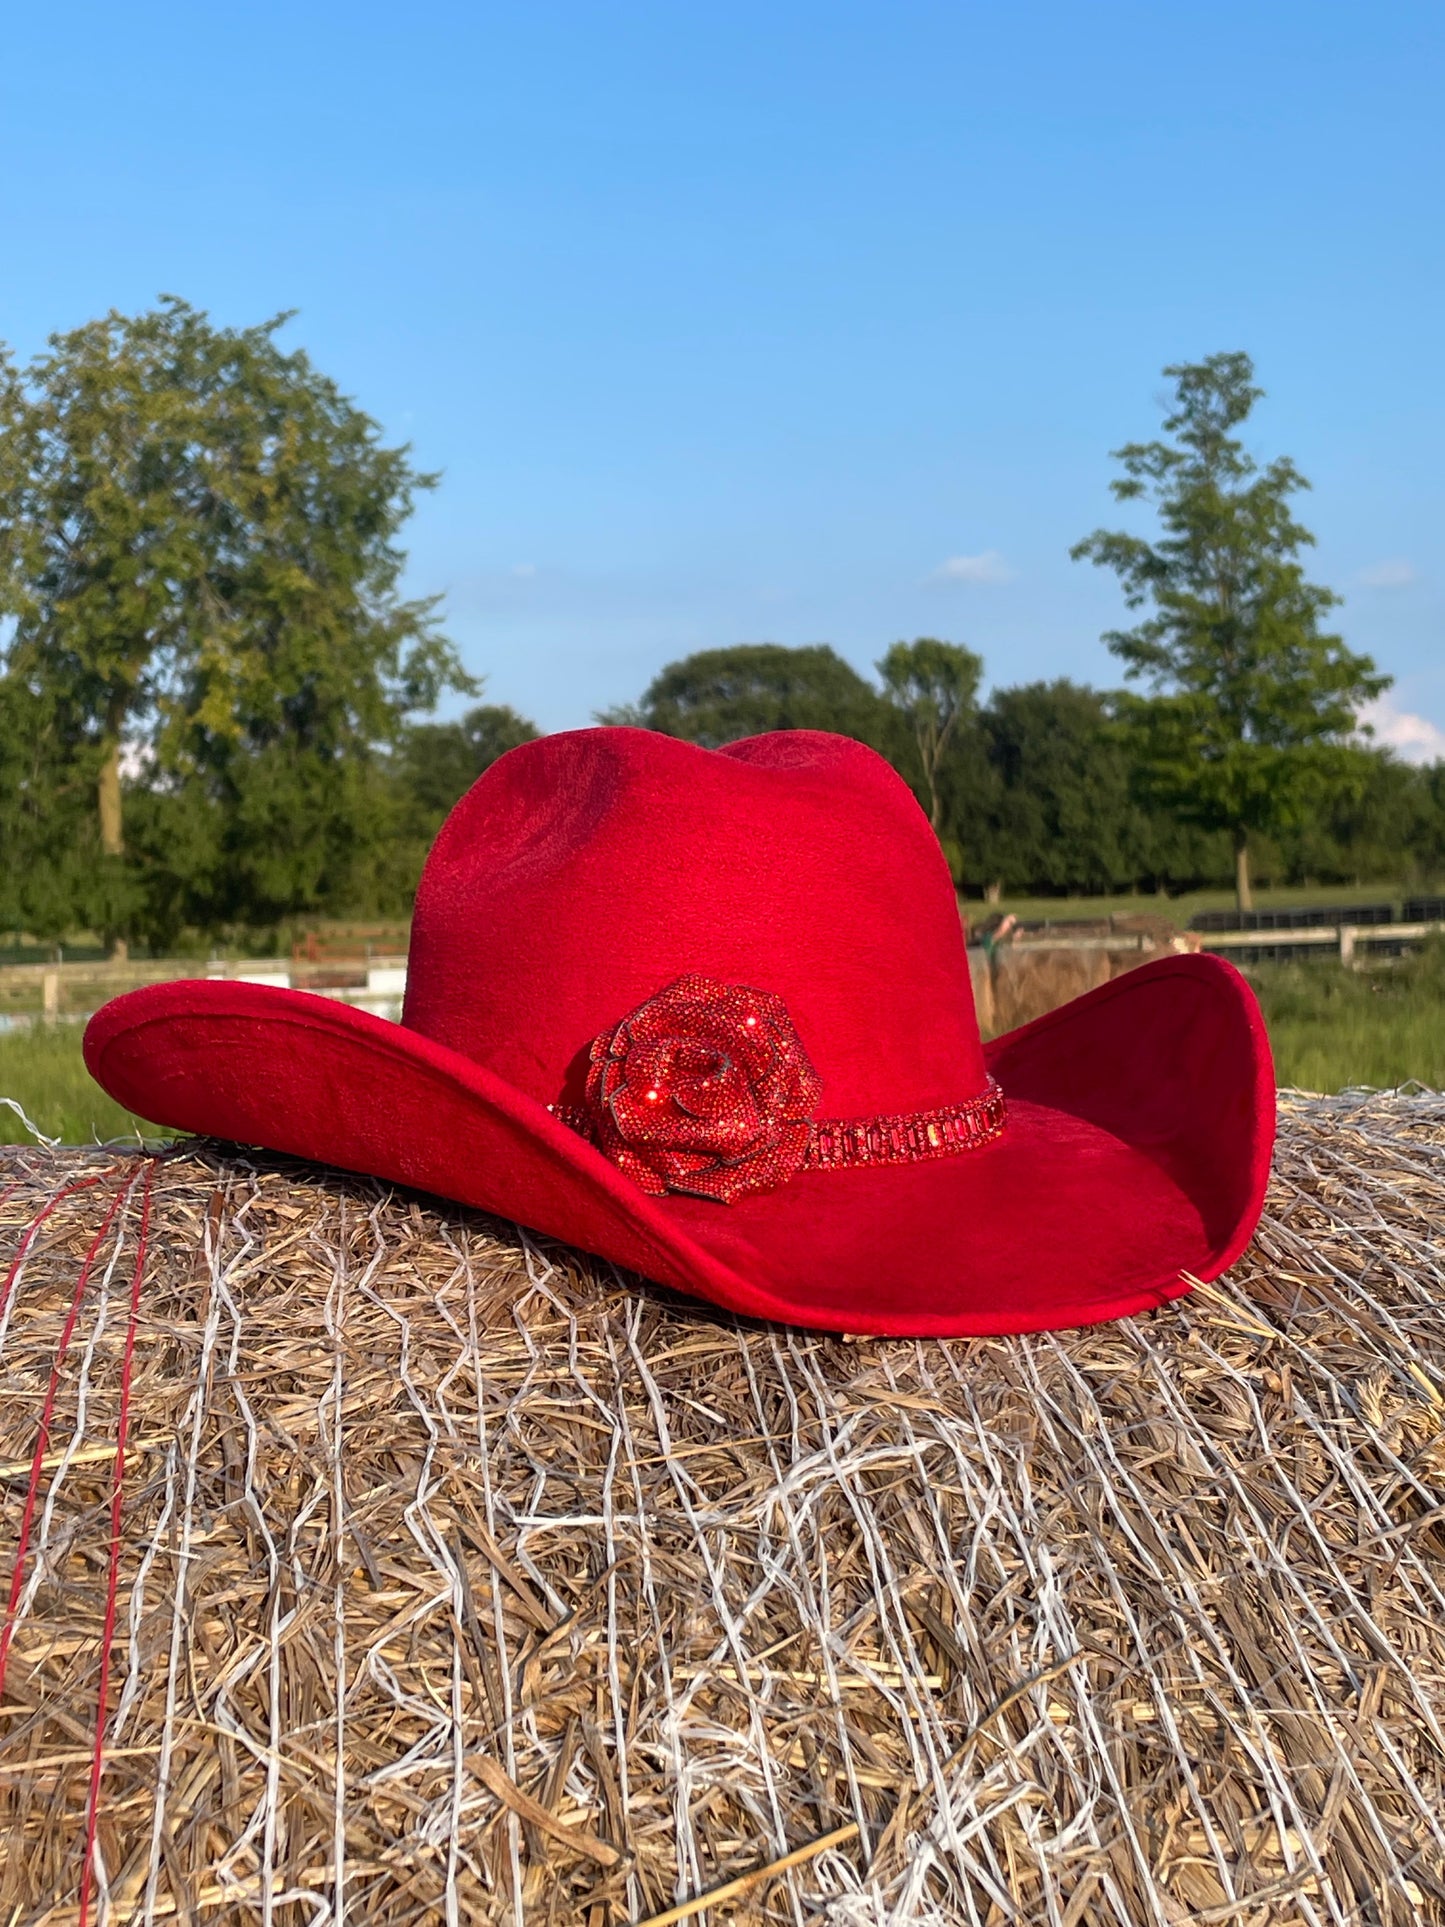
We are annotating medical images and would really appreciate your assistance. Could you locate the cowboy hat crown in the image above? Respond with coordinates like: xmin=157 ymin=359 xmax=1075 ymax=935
xmin=404 ymin=726 xmax=988 ymax=1120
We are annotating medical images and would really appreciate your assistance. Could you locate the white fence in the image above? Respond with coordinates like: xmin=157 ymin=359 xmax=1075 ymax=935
xmin=3 ymin=958 xmax=413 ymax=1030
xmin=1200 ymin=921 xmax=1445 ymax=965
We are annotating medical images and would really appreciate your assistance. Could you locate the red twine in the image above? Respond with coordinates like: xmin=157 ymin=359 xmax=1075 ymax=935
xmin=0 ymin=1159 xmax=154 ymax=1927
xmin=0 ymin=1170 xmax=137 ymax=1700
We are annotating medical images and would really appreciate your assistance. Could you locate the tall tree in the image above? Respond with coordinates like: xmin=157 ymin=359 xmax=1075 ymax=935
xmin=877 ymin=638 xmax=982 ymax=831
xmin=0 ymin=297 xmax=471 ymax=948
xmin=601 ymin=643 xmax=894 ymax=751
xmin=1071 ymin=352 xmax=1387 ymax=911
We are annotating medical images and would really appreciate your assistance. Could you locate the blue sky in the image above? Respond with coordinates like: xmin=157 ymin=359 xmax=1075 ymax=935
xmin=2 ymin=2 xmax=1441 ymax=750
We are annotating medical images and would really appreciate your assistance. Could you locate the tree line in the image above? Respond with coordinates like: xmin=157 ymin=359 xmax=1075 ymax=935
xmin=0 ymin=303 xmax=1436 ymax=953
xmin=602 ymin=642 xmax=1445 ymax=902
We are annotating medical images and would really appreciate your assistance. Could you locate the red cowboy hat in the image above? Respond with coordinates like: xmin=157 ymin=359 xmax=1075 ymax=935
xmin=84 ymin=728 xmax=1274 ymax=1336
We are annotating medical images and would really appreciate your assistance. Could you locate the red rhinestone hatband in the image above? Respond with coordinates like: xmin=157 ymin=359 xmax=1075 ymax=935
xmin=801 ymin=1081 xmax=1006 ymax=1170
xmin=552 ymin=1080 xmax=1006 ymax=1175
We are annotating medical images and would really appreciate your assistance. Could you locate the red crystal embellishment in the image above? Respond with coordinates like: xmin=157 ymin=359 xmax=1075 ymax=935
xmin=580 ymin=976 xmax=822 ymax=1203
xmin=553 ymin=975 xmax=1006 ymax=1204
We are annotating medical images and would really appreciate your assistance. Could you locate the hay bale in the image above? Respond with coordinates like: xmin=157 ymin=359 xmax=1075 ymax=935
xmin=2 ymin=1094 xmax=1444 ymax=1924
xmin=987 ymin=943 xmax=1114 ymax=1031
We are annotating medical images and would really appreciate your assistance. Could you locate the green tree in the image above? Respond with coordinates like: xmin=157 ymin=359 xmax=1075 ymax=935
xmin=0 ymin=668 xmax=98 ymax=939
xmin=0 ymin=297 xmax=472 ymax=949
xmin=979 ymin=680 xmax=1140 ymax=894
xmin=1276 ymin=747 xmax=1445 ymax=888
xmin=877 ymin=638 xmax=982 ymax=830
xmin=1071 ymin=352 xmax=1388 ymax=912
xmin=395 ymin=702 xmax=540 ymax=829
xmin=601 ymin=643 xmax=894 ymax=750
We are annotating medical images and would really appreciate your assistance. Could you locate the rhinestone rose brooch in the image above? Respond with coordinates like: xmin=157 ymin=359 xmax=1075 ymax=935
xmin=554 ymin=975 xmax=1007 ymax=1205
xmin=574 ymin=976 xmax=821 ymax=1203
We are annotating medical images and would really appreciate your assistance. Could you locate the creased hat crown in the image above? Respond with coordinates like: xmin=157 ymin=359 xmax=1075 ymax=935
xmin=403 ymin=727 xmax=989 ymax=1117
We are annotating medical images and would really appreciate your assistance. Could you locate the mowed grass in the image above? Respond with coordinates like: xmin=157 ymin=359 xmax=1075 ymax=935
xmin=0 ymin=1026 xmax=167 ymax=1145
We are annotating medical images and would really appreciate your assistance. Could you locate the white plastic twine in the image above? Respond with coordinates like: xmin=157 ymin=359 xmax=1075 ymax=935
xmin=0 ymin=1095 xmax=60 ymax=1147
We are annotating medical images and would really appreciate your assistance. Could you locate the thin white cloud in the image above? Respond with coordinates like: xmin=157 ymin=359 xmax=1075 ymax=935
xmin=1357 ymin=558 xmax=1418 ymax=590
xmin=1359 ymin=695 xmax=1445 ymax=765
xmin=930 ymin=550 xmax=1015 ymax=585
xmin=510 ymin=562 xmax=538 ymax=578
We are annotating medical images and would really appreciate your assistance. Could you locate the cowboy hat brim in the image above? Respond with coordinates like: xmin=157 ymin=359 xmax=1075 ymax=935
xmin=83 ymin=952 xmax=1273 ymax=1337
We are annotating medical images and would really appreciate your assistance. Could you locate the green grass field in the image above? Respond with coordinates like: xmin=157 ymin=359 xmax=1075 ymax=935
xmin=1249 ymin=945 xmax=1445 ymax=1092
xmin=2 ymin=942 xmax=1442 ymax=1145
xmin=0 ymin=1026 xmax=165 ymax=1145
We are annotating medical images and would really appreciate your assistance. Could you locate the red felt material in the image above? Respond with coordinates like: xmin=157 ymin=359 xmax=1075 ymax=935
xmin=83 ymin=728 xmax=1276 ymax=1336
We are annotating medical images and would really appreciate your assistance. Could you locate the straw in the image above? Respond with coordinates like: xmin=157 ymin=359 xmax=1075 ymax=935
xmin=0 ymin=1088 xmax=1442 ymax=1923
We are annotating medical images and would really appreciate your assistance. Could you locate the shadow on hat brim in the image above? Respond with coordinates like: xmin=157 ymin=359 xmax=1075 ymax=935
xmin=83 ymin=952 xmax=1274 ymax=1337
